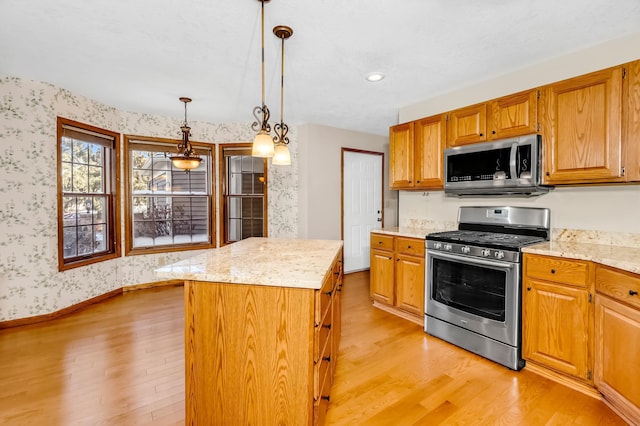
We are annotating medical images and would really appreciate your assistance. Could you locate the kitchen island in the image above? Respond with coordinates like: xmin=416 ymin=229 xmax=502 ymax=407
xmin=156 ymin=238 xmax=344 ymax=426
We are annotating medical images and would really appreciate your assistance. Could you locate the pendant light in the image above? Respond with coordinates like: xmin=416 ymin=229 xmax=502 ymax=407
xmin=272 ymin=25 xmax=293 ymax=166
xmin=251 ymin=0 xmax=274 ymax=158
xmin=170 ymin=97 xmax=202 ymax=171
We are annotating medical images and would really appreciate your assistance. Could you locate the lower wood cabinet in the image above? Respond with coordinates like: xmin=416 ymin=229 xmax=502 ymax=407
xmin=522 ymin=254 xmax=594 ymax=384
xmin=184 ymin=249 xmax=343 ymax=426
xmin=370 ymin=233 xmax=425 ymax=323
xmin=595 ymin=264 xmax=640 ymax=424
xmin=524 ymin=253 xmax=640 ymax=424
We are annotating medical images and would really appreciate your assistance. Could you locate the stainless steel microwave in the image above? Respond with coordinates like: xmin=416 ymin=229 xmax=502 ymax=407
xmin=444 ymin=134 xmax=552 ymax=196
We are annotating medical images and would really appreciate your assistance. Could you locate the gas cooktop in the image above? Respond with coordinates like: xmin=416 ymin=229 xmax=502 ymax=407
xmin=427 ymin=230 xmax=546 ymax=250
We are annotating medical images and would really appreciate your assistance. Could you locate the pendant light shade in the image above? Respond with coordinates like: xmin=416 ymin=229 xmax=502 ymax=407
xmin=251 ymin=0 xmax=274 ymax=158
xmin=252 ymin=129 xmax=275 ymax=157
xmin=170 ymin=97 xmax=202 ymax=171
xmin=272 ymin=143 xmax=291 ymax=165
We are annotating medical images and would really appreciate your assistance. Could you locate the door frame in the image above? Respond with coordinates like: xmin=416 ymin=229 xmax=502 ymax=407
xmin=341 ymin=148 xmax=385 ymax=271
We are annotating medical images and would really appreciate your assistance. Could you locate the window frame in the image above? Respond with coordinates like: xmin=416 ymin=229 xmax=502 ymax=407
xmin=56 ymin=117 xmax=121 ymax=271
xmin=124 ymin=135 xmax=215 ymax=256
xmin=218 ymin=143 xmax=268 ymax=246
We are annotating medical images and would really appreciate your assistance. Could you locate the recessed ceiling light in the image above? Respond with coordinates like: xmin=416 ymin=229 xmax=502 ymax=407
xmin=366 ymin=72 xmax=385 ymax=82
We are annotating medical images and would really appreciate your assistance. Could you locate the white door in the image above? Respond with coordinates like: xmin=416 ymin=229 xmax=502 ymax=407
xmin=343 ymin=150 xmax=383 ymax=273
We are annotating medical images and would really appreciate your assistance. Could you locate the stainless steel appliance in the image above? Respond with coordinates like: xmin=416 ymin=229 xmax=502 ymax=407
xmin=424 ymin=206 xmax=550 ymax=370
xmin=444 ymin=134 xmax=551 ymax=196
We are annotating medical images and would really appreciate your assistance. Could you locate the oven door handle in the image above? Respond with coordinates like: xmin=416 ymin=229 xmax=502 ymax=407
xmin=428 ymin=250 xmax=515 ymax=269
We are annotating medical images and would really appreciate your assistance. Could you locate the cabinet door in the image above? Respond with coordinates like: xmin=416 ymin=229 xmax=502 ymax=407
xmin=595 ymin=295 xmax=640 ymax=421
xmin=395 ymin=253 xmax=425 ymax=317
xmin=489 ymin=90 xmax=538 ymax=140
xmin=389 ymin=122 xmax=414 ymax=188
xmin=370 ymin=248 xmax=395 ymax=304
xmin=414 ymin=114 xmax=446 ymax=189
xmin=624 ymin=60 xmax=640 ymax=182
xmin=540 ymin=66 xmax=624 ymax=184
xmin=523 ymin=278 xmax=592 ymax=382
xmin=447 ymin=103 xmax=487 ymax=147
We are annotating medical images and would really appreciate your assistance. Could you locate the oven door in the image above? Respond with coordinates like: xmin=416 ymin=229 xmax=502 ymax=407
xmin=425 ymin=250 xmax=521 ymax=346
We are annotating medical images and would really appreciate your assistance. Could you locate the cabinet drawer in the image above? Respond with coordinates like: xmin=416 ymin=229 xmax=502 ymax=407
xmin=314 ymin=334 xmax=332 ymax=400
xmin=396 ymin=237 xmax=425 ymax=257
xmin=596 ymin=265 xmax=640 ymax=310
xmin=314 ymin=299 xmax=332 ymax=363
xmin=315 ymin=274 xmax=334 ymax=325
xmin=371 ymin=233 xmax=394 ymax=251
xmin=525 ymin=255 xmax=590 ymax=287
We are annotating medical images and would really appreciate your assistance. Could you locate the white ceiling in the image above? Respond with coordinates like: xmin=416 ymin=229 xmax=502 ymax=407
xmin=2 ymin=0 xmax=640 ymax=136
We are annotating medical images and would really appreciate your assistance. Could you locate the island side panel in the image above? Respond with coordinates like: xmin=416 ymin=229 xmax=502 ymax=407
xmin=185 ymin=280 xmax=316 ymax=425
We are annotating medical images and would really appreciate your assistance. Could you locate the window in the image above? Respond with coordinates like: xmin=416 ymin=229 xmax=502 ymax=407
xmin=124 ymin=135 xmax=214 ymax=254
xmin=57 ymin=117 xmax=120 ymax=271
xmin=219 ymin=144 xmax=267 ymax=245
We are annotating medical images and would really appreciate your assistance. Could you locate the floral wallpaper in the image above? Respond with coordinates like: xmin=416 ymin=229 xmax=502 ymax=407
xmin=0 ymin=76 xmax=298 ymax=321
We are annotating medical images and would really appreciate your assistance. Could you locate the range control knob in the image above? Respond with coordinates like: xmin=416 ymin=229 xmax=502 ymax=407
xmin=444 ymin=244 xmax=452 ymax=251
xmin=481 ymin=249 xmax=491 ymax=257
xmin=495 ymin=250 xmax=505 ymax=259
xmin=433 ymin=242 xmax=442 ymax=249
xmin=461 ymin=246 xmax=471 ymax=254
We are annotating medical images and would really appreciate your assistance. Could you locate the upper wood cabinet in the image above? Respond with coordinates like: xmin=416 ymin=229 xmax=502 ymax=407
xmin=414 ymin=115 xmax=446 ymax=188
xmin=447 ymin=103 xmax=487 ymax=147
xmin=447 ymin=90 xmax=539 ymax=147
xmin=389 ymin=122 xmax=414 ymax=189
xmin=489 ymin=89 xmax=539 ymax=140
xmin=389 ymin=115 xmax=445 ymax=190
xmin=624 ymin=60 xmax=640 ymax=182
xmin=539 ymin=66 xmax=624 ymax=184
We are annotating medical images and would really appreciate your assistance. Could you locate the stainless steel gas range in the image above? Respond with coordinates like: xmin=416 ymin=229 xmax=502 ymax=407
xmin=424 ymin=206 xmax=550 ymax=370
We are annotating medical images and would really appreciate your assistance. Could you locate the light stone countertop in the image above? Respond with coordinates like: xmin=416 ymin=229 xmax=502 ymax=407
xmin=371 ymin=227 xmax=439 ymax=240
xmin=155 ymin=237 xmax=343 ymax=289
xmin=523 ymin=241 xmax=640 ymax=275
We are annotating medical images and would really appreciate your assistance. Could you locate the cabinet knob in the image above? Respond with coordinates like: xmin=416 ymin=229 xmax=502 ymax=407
xmin=416 ymin=180 xmax=420 ymax=183
xmin=630 ymin=290 xmax=639 ymax=296
xmin=388 ymin=256 xmax=392 ymax=260
xmin=546 ymin=172 xmax=550 ymax=176
xmin=396 ymin=258 xmax=400 ymax=262
xmin=407 ymin=245 xmax=412 ymax=249
xmin=479 ymin=133 xmax=483 ymax=137
xmin=551 ymin=269 xmax=556 ymax=274
xmin=492 ymin=130 xmax=496 ymax=134
xmin=527 ymin=287 xmax=532 ymax=291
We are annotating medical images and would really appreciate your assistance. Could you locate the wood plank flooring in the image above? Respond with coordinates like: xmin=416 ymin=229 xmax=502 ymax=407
xmin=0 ymin=273 xmax=626 ymax=425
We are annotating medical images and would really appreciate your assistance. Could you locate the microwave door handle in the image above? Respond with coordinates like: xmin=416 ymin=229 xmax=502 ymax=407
xmin=510 ymin=143 xmax=518 ymax=179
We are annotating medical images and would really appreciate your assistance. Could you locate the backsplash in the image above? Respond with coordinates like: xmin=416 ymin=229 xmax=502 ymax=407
xmin=552 ymin=228 xmax=640 ymax=249
xmin=0 ymin=76 xmax=298 ymax=321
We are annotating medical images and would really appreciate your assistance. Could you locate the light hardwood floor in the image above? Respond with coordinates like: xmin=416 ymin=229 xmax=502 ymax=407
xmin=0 ymin=273 xmax=626 ymax=425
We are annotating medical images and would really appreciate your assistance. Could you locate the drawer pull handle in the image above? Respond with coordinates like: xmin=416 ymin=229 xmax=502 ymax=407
xmin=323 ymin=324 xmax=332 ymax=330
xmin=551 ymin=269 xmax=556 ymax=274
xmin=334 ymin=272 xmax=340 ymax=276
xmin=321 ymin=395 xmax=330 ymax=402
xmin=324 ymin=290 xmax=332 ymax=296
xmin=323 ymin=356 xmax=331 ymax=362
xmin=630 ymin=290 xmax=639 ymax=296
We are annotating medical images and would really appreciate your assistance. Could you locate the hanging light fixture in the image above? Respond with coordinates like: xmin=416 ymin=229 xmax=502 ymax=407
xmin=272 ymin=25 xmax=293 ymax=166
xmin=251 ymin=0 xmax=275 ymax=158
xmin=170 ymin=97 xmax=202 ymax=171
